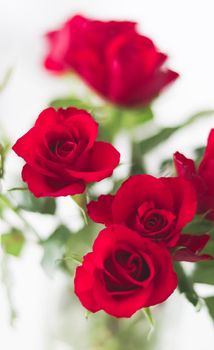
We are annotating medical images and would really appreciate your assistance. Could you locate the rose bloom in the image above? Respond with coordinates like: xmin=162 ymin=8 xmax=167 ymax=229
xmin=87 ymin=174 xmax=196 ymax=248
xmin=13 ymin=107 xmax=120 ymax=197
xmin=174 ymin=129 xmax=214 ymax=220
xmin=44 ymin=15 xmax=179 ymax=107
xmin=74 ymin=225 xmax=177 ymax=318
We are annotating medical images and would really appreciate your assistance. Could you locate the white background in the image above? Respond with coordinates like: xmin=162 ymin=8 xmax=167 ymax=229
xmin=0 ymin=1 xmax=214 ymax=349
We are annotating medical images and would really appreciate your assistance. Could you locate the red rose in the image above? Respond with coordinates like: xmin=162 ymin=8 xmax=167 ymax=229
xmin=44 ymin=15 xmax=179 ymax=107
xmin=173 ymin=234 xmax=213 ymax=262
xmin=74 ymin=225 xmax=177 ymax=318
xmin=174 ymin=129 xmax=214 ymax=220
xmin=13 ymin=107 xmax=120 ymax=197
xmin=87 ymin=175 xmax=196 ymax=247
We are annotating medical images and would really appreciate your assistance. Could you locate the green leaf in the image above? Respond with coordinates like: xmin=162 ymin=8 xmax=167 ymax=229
xmin=47 ymin=225 xmax=72 ymax=242
xmin=71 ymin=194 xmax=88 ymax=225
xmin=0 ymin=142 xmax=11 ymax=178
xmin=139 ymin=127 xmax=179 ymax=155
xmin=50 ymin=97 xmax=93 ymax=111
xmin=183 ymin=216 xmax=214 ymax=237
xmin=130 ymin=141 xmax=147 ymax=175
xmin=138 ymin=110 xmax=214 ymax=154
xmin=8 ymin=187 xmax=28 ymax=192
xmin=41 ymin=225 xmax=71 ymax=275
xmin=192 ymin=264 xmax=214 ymax=285
xmin=63 ymin=221 xmax=101 ymax=274
xmin=142 ymin=308 xmax=154 ymax=327
xmin=159 ymin=158 xmax=174 ymax=176
xmin=192 ymin=266 xmax=214 ymax=285
xmin=72 ymin=193 xmax=87 ymax=209
xmin=12 ymin=190 xmax=56 ymax=214
xmin=1 ymin=229 xmax=25 ymax=257
xmin=194 ymin=146 xmax=206 ymax=165
xmin=204 ymin=296 xmax=214 ymax=322
xmin=174 ymin=262 xmax=200 ymax=308
xmin=192 ymin=241 xmax=214 ymax=285
xmin=69 ymin=253 xmax=83 ymax=264
xmin=121 ymin=106 xmax=154 ymax=129
xmin=142 ymin=308 xmax=155 ymax=340
xmin=85 ymin=309 xmax=91 ymax=319
xmin=55 ymin=254 xmax=83 ymax=267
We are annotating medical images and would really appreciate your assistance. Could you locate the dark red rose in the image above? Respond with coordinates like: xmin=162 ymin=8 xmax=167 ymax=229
xmin=44 ymin=15 xmax=179 ymax=107
xmin=87 ymin=175 xmax=196 ymax=247
xmin=174 ymin=129 xmax=214 ymax=220
xmin=173 ymin=234 xmax=213 ymax=262
xmin=13 ymin=107 xmax=120 ymax=197
xmin=74 ymin=225 xmax=177 ymax=318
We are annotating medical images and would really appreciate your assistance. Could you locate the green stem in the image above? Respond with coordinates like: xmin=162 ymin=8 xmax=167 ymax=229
xmin=131 ymin=141 xmax=147 ymax=175
xmin=0 ymin=67 xmax=13 ymax=93
xmin=1 ymin=254 xmax=17 ymax=326
xmin=0 ymin=194 xmax=41 ymax=242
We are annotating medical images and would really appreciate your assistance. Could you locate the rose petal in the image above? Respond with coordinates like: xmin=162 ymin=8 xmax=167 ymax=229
xmin=67 ymin=141 xmax=120 ymax=182
xmin=112 ymin=175 xmax=174 ymax=224
xmin=22 ymin=164 xmax=85 ymax=197
xmin=74 ymin=253 xmax=101 ymax=313
xmin=173 ymin=234 xmax=213 ymax=262
xmin=160 ymin=177 xmax=197 ymax=232
xmin=87 ymin=195 xmax=115 ymax=225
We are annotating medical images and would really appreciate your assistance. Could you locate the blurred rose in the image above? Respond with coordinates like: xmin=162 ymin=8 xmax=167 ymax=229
xmin=44 ymin=15 xmax=179 ymax=107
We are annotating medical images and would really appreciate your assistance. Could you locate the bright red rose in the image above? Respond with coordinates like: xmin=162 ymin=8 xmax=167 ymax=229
xmin=74 ymin=225 xmax=177 ymax=318
xmin=174 ymin=129 xmax=214 ymax=220
xmin=87 ymin=175 xmax=196 ymax=247
xmin=13 ymin=107 xmax=120 ymax=197
xmin=44 ymin=15 xmax=179 ymax=107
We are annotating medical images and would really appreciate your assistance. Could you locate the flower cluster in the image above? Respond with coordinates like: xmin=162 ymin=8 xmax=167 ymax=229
xmin=77 ymin=171 xmax=212 ymax=317
xmin=13 ymin=107 xmax=214 ymax=318
xmin=11 ymin=15 xmax=213 ymax=320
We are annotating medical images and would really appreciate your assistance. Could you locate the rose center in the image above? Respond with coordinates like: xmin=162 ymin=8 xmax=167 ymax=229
xmin=131 ymin=201 xmax=176 ymax=238
xmin=141 ymin=212 xmax=166 ymax=231
xmin=103 ymin=249 xmax=152 ymax=295
xmin=52 ymin=139 xmax=77 ymax=158
xmin=116 ymin=250 xmax=150 ymax=282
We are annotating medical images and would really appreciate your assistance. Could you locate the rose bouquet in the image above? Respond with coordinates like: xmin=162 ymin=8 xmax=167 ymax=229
xmin=1 ymin=14 xmax=214 ymax=350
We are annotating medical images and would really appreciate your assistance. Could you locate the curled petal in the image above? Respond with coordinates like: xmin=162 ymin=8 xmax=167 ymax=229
xmin=173 ymin=234 xmax=213 ymax=262
xmin=74 ymin=253 xmax=101 ymax=313
xmin=87 ymin=195 xmax=115 ymax=225
xmin=22 ymin=164 xmax=85 ymax=197
xmin=67 ymin=141 xmax=120 ymax=182
xmin=174 ymin=151 xmax=196 ymax=178
xmin=160 ymin=177 xmax=197 ymax=233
